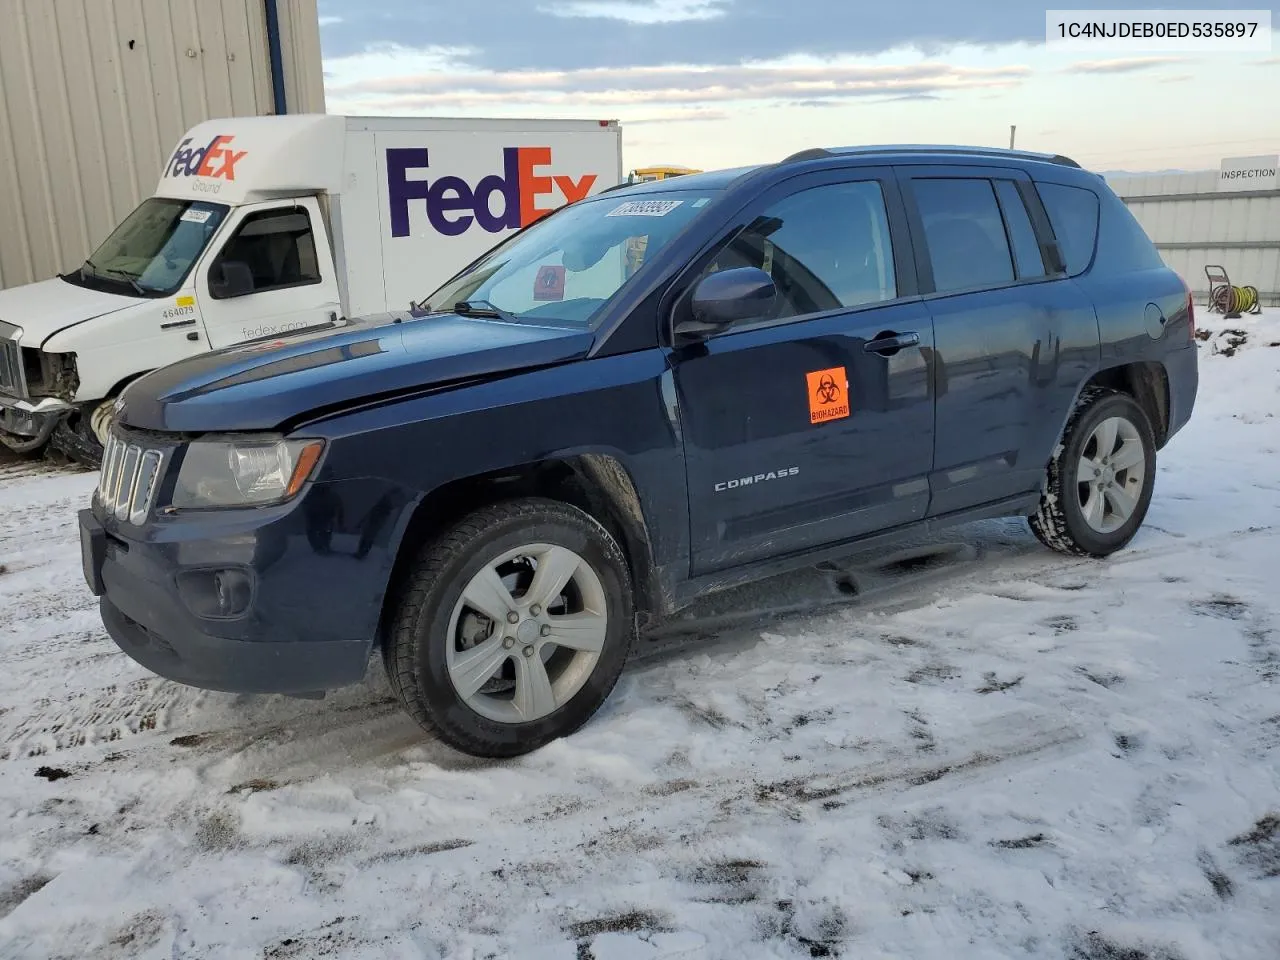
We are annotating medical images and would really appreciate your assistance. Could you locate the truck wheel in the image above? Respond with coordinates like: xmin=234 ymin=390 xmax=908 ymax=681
xmin=384 ymin=498 xmax=634 ymax=758
xmin=1029 ymin=387 xmax=1156 ymax=558
xmin=49 ymin=408 xmax=104 ymax=469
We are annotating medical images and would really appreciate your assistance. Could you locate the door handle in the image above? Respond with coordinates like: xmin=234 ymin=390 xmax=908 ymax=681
xmin=864 ymin=331 xmax=920 ymax=355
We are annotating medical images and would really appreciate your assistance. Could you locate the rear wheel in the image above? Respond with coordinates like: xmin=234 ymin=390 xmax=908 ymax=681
xmin=1029 ymin=388 xmax=1156 ymax=557
xmin=384 ymin=498 xmax=634 ymax=758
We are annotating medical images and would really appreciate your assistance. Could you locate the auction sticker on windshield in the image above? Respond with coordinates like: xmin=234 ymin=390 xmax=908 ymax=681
xmin=607 ymin=200 xmax=684 ymax=217
xmin=180 ymin=208 xmax=213 ymax=224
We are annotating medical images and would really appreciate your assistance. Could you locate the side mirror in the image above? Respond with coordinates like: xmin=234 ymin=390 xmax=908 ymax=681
xmin=210 ymin=260 xmax=255 ymax=299
xmin=679 ymin=267 xmax=777 ymax=337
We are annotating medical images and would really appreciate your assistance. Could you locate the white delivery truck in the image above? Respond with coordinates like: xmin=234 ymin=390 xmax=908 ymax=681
xmin=0 ymin=113 xmax=623 ymax=463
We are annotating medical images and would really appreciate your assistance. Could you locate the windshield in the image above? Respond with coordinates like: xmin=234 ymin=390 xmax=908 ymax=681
xmin=69 ymin=197 xmax=229 ymax=296
xmin=421 ymin=190 xmax=718 ymax=326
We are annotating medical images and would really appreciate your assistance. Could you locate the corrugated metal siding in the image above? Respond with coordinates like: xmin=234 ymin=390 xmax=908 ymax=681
xmin=0 ymin=0 xmax=324 ymax=291
xmin=1108 ymin=170 xmax=1280 ymax=304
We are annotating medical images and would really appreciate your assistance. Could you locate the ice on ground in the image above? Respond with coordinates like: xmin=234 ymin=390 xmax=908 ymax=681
xmin=0 ymin=310 xmax=1278 ymax=959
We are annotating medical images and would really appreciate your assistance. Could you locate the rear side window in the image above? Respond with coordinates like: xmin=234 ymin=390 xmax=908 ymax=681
xmin=1035 ymin=182 xmax=1099 ymax=276
xmin=993 ymin=180 xmax=1046 ymax=280
xmin=912 ymin=178 xmax=1014 ymax=294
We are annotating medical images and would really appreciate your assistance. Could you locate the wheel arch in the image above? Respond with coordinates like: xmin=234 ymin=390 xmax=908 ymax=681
xmin=375 ymin=453 xmax=661 ymax=651
xmin=1083 ymin=360 xmax=1170 ymax=447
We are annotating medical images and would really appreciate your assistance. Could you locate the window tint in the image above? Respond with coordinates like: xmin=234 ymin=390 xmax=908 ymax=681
xmin=703 ymin=180 xmax=896 ymax=321
xmin=993 ymin=180 xmax=1046 ymax=279
xmin=913 ymin=178 xmax=1014 ymax=293
xmin=211 ymin=209 xmax=321 ymax=299
xmin=1035 ymin=182 xmax=1099 ymax=276
xmin=1095 ymin=193 xmax=1166 ymax=273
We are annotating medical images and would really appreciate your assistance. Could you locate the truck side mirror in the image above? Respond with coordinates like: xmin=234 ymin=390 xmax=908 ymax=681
xmin=210 ymin=260 xmax=256 ymax=299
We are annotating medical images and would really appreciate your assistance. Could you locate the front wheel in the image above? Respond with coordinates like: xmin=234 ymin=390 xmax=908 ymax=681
xmin=384 ymin=498 xmax=634 ymax=758
xmin=1029 ymin=387 xmax=1157 ymax=557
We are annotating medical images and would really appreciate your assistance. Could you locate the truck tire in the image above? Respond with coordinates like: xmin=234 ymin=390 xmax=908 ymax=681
xmin=1029 ymin=387 xmax=1157 ymax=558
xmin=384 ymin=498 xmax=635 ymax=758
xmin=49 ymin=409 xmax=104 ymax=469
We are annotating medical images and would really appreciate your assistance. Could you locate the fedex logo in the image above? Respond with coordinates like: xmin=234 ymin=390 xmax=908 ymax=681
xmin=387 ymin=147 xmax=597 ymax=238
xmin=166 ymin=135 xmax=247 ymax=181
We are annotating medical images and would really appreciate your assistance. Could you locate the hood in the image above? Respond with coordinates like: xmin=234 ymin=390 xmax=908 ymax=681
xmin=117 ymin=311 xmax=596 ymax=433
xmin=0 ymin=277 xmax=141 ymax=346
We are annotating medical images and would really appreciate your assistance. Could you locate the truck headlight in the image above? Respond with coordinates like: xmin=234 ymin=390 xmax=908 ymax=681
xmin=172 ymin=437 xmax=325 ymax=508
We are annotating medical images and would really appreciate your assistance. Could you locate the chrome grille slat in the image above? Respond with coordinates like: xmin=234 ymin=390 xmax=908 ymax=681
xmin=129 ymin=450 xmax=162 ymax=524
xmin=0 ymin=337 xmax=23 ymax=397
xmin=115 ymin=445 xmax=140 ymax=519
xmin=97 ymin=430 xmax=164 ymax=524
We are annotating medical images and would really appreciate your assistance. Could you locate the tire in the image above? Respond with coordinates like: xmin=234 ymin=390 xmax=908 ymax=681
xmin=384 ymin=498 xmax=634 ymax=758
xmin=49 ymin=408 xmax=104 ymax=469
xmin=1029 ymin=387 xmax=1157 ymax=558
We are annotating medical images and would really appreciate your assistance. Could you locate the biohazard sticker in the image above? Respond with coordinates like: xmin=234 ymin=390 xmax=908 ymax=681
xmin=534 ymin=264 xmax=566 ymax=300
xmin=806 ymin=366 xmax=849 ymax=424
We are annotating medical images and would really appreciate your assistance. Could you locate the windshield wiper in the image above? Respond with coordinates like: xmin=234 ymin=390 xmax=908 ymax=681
xmin=453 ymin=299 xmax=518 ymax=322
xmin=81 ymin=258 xmax=148 ymax=295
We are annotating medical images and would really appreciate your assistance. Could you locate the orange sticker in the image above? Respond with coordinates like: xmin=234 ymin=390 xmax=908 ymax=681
xmin=807 ymin=366 xmax=850 ymax=424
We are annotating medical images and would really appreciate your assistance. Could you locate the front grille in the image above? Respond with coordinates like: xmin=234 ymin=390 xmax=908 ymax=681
xmin=98 ymin=430 xmax=165 ymax=524
xmin=0 ymin=336 xmax=24 ymax=398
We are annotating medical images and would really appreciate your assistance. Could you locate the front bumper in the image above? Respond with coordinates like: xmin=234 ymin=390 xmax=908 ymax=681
xmin=0 ymin=395 xmax=72 ymax=438
xmin=79 ymin=472 xmax=413 ymax=695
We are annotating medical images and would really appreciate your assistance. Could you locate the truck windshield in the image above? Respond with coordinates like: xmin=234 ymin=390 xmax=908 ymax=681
xmin=66 ymin=197 xmax=229 ymax=297
xmin=420 ymin=190 xmax=717 ymax=327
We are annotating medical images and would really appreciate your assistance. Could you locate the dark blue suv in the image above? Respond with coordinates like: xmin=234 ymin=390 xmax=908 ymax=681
xmin=79 ymin=145 xmax=1198 ymax=757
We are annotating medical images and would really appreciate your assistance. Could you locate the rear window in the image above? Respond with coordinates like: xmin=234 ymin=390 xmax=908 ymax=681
xmin=1036 ymin=182 xmax=1099 ymax=276
xmin=993 ymin=180 xmax=1046 ymax=280
xmin=912 ymin=178 xmax=1015 ymax=293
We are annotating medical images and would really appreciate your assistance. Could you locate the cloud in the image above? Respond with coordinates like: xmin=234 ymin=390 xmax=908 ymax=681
xmin=316 ymin=0 xmax=1048 ymax=69
xmin=626 ymin=108 xmax=731 ymax=124
xmin=539 ymin=0 xmax=727 ymax=23
xmin=325 ymin=56 xmax=1030 ymax=113
xmin=1065 ymin=56 xmax=1190 ymax=74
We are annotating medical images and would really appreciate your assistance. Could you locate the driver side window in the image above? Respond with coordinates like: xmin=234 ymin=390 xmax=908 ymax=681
xmin=209 ymin=208 xmax=321 ymax=300
xmin=703 ymin=180 xmax=897 ymax=323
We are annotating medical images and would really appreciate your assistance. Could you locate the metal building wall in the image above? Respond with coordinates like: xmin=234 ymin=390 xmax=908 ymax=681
xmin=1109 ymin=170 xmax=1280 ymax=306
xmin=0 ymin=0 xmax=325 ymax=291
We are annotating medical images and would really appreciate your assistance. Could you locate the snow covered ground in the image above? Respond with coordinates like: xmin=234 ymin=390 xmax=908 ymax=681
xmin=0 ymin=309 xmax=1278 ymax=960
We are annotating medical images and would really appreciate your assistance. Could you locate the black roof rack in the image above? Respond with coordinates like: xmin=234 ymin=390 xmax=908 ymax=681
xmin=781 ymin=145 xmax=1081 ymax=168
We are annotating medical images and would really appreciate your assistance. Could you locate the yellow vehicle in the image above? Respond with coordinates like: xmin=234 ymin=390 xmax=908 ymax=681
xmin=627 ymin=165 xmax=702 ymax=184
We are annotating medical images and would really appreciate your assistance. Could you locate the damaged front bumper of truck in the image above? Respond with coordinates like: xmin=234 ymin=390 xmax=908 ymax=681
xmin=0 ymin=321 xmax=83 ymax=452
xmin=0 ymin=394 xmax=74 ymax=448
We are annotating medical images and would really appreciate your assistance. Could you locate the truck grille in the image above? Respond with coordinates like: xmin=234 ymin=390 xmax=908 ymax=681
xmin=0 ymin=336 xmax=23 ymax=398
xmin=98 ymin=431 xmax=165 ymax=524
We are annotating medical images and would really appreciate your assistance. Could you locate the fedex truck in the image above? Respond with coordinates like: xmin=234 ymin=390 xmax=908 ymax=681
xmin=0 ymin=114 xmax=623 ymax=464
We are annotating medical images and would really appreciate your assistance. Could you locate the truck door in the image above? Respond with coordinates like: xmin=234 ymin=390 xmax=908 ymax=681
xmin=194 ymin=198 xmax=342 ymax=349
xmin=670 ymin=169 xmax=936 ymax=576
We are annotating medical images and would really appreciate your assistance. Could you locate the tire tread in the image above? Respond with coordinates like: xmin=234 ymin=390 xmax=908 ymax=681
xmin=1029 ymin=386 xmax=1115 ymax=557
xmin=383 ymin=497 xmax=631 ymax=758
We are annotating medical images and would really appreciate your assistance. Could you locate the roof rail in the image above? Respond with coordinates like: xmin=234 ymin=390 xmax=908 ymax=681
xmin=781 ymin=145 xmax=1081 ymax=168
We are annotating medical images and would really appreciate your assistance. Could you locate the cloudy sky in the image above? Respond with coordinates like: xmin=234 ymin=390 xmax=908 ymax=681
xmin=317 ymin=0 xmax=1279 ymax=173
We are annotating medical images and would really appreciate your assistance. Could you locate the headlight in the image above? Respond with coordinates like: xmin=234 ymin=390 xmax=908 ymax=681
xmin=171 ymin=437 xmax=325 ymax=508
